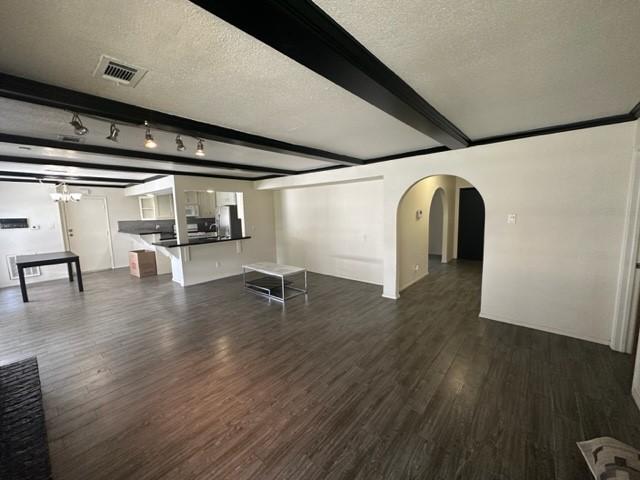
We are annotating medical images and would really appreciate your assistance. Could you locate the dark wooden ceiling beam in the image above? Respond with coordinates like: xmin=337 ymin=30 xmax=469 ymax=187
xmin=0 ymin=170 xmax=142 ymax=184
xmin=631 ymin=101 xmax=640 ymax=119
xmin=191 ymin=0 xmax=469 ymax=149
xmin=0 ymin=154 xmax=266 ymax=181
xmin=0 ymin=177 xmax=127 ymax=188
xmin=0 ymin=132 xmax=293 ymax=176
xmin=470 ymin=113 xmax=635 ymax=146
xmin=0 ymin=72 xmax=362 ymax=166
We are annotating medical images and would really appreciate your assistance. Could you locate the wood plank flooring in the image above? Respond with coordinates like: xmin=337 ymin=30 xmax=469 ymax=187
xmin=1 ymin=260 xmax=639 ymax=479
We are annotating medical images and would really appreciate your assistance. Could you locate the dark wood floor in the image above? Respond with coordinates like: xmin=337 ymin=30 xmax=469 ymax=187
xmin=1 ymin=260 xmax=639 ymax=479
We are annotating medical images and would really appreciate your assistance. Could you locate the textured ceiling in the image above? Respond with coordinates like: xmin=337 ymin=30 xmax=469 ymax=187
xmin=0 ymin=0 xmax=440 ymax=158
xmin=314 ymin=0 xmax=640 ymax=138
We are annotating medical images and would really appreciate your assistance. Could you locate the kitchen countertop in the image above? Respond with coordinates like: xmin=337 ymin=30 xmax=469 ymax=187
xmin=121 ymin=231 xmax=175 ymax=236
xmin=152 ymin=236 xmax=251 ymax=248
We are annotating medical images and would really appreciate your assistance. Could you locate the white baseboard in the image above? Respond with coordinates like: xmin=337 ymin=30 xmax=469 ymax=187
xmin=399 ymin=271 xmax=429 ymax=292
xmin=306 ymin=269 xmax=383 ymax=287
xmin=382 ymin=293 xmax=399 ymax=300
xmin=479 ymin=310 xmax=610 ymax=346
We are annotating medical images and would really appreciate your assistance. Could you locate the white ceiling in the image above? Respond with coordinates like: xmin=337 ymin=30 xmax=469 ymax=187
xmin=0 ymin=0 xmax=440 ymax=158
xmin=314 ymin=0 xmax=640 ymax=138
xmin=0 ymin=143 xmax=266 ymax=179
xmin=0 ymin=0 xmax=636 ymax=178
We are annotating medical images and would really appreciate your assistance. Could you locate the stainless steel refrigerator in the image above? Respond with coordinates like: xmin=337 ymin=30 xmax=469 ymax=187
xmin=215 ymin=205 xmax=243 ymax=238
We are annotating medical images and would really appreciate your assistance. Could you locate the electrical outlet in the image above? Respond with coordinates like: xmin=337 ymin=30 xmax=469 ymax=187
xmin=414 ymin=264 xmax=420 ymax=272
xmin=215 ymin=261 xmax=221 ymax=268
xmin=507 ymin=214 xmax=517 ymax=224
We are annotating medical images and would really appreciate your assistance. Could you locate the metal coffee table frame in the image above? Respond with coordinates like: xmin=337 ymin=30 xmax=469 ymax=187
xmin=242 ymin=262 xmax=308 ymax=303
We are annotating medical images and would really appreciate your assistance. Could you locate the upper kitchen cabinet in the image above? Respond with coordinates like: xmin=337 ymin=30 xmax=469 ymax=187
xmin=184 ymin=190 xmax=216 ymax=218
xmin=156 ymin=194 xmax=174 ymax=219
xmin=138 ymin=194 xmax=174 ymax=220
xmin=215 ymin=192 xmax=236 ymax=207
xmin=198 ymin=191 xmax=216 ymax=218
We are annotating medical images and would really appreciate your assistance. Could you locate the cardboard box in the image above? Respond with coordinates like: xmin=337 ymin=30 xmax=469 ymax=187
xmin=129 ymin=250 xmax=157 ymax=278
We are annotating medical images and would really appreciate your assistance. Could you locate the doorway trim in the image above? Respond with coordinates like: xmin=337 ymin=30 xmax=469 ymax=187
xmin=61 ymin=195 xmax=115 ymax=271
xmin=612 ymin=128 xmax=640 ymax=353
xmin=428 ymin=187 xmax=449 ymax=263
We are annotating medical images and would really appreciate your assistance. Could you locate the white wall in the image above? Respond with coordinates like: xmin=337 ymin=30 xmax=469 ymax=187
xmin=629 ymin=120 xmax=640 ymax=407
xmin=0 ymin=182 xmax=66 ymax=287
xmin=274 ymin=179 xmax=384 ymax=285
xmin=0 ymin=182 xmax=140 ymax=288
xmin=162 ymin=175 xmax=276 ymax=287
xmin=261 ymin=122 xmax=637 ymax=345
xmin=429 ymin=191 xmax=444 ymax=255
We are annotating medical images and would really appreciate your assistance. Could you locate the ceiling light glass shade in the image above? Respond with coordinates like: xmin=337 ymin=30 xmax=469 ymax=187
xmin=175 ymin=135 xmax=186 ymax=152
xmin=195 ymin=139 xmax=205 ymax=156
xmin=69 ymin=113 xmax=88 ymax=135
xmin=50 ymin=184 xmax=82 ymax=203
xmin=144 ymin=122 xmax=157 ymax=148
xmin=106 ymin=123 xmax=120 ymax=142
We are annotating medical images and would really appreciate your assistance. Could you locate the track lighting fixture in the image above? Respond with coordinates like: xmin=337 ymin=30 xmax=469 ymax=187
xmin=195 ymin=139 xmax=205 ymax=157
xmin=69 ymin=113 xmax=88 ymax=135
xmin=106 ymin=123 xmax=120 ymax=142
xmin=175 ymin=135 xmax=186 ymax=152
xmin=144 ymin=121 xmax=157 ymax=149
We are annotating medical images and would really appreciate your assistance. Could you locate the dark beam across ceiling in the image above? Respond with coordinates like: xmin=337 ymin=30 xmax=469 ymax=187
xmin=0 ymin=177 xmax=127 ymax=188
xmin=631 ymin=101 xmax=640 ymax=119
xmin=0 ymin=154 xmax=268 ymax=181
xmin=366 ymin=146 xmax=449 ymax=164
xmin=0 ymin=170 xmax=142 ymax=184
xmin=191 ymin=0 xmax=469 ymax=149
xmin=0 ymin=132 xmax=293 ymax=176
xmin=0 ymin=72 xmax=362 ymax=166
xmin=470 ymin=113 xmax=635 ymax=146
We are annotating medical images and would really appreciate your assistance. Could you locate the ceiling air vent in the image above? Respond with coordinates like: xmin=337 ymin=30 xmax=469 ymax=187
xmin=93 ymin=55 xmax=148 ymax=87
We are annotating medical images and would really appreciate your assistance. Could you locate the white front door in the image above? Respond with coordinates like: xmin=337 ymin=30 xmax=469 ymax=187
xmin=64 ymin=197 xmax=113 ymax=272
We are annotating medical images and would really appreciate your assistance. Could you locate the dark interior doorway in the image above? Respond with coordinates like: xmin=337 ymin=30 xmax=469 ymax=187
xmin=457 ymin=187 xmax=485 ymax=261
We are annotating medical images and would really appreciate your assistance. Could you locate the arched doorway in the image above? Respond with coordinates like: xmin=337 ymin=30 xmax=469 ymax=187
xmin=396 ymin=175 xmax=485 ymax=293
xmin=428 ymin=188 xmax=446 ymax=264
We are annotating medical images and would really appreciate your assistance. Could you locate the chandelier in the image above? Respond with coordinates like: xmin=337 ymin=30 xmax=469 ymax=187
xmin=50 ymin=183 xmax=82 ymax=203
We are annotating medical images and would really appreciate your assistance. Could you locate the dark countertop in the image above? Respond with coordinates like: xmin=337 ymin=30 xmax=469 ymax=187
xmin=122 ymin=231 xmax=174 ymax=236
xmin=152 ymin=236 xmax=252 ymax=248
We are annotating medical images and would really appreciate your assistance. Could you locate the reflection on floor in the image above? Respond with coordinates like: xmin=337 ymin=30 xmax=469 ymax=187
xmin=0 ymin=262 xmax=638 ymax=479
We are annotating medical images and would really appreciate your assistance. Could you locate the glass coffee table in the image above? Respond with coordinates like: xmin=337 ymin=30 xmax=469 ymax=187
xmin=242 ymin=262 xmax=308 ymax=303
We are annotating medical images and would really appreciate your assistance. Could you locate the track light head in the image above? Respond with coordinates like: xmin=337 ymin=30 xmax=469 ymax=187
xmin=69 ymin=113 xmax=88 ymax=135
xmin=106 ymin=123 xmax=120 ymax=142
xmin=195 ymin=139 xmax=205 ymax=157
xmin=144 ymin=121 xmax=157 ymax=149
xmin=175 ymin=135 xmax=186 ymax=152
